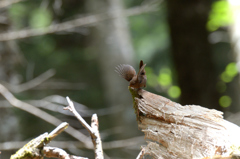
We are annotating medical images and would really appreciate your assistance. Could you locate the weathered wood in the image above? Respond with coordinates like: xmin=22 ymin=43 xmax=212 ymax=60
xmin=11 ymin=122 xmax=69 ymax=159
xmin=129 ymin=88 xmax=240 ymax=159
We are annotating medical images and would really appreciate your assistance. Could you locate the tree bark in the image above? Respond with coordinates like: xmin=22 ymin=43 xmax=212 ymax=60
xmin=130 ymin=88 xmax=240 ymax=159
xmin=85 ymin=1 xmax=135 ymax=115
xmin=166 ymin=0 xmax=221 ymax=110
xmin=85 ymin=1 xmax=139 ymax=154
xmin=85 ymin=0 xmax=134 ymax=107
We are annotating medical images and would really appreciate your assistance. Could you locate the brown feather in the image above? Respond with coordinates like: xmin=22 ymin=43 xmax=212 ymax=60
xmin=139 ymin=60 xmax=144 ymax=69
xmin=137 ymin=63 xmax=146 ymax=77
xmin=115 ymin=64 xmax=136 ymax=81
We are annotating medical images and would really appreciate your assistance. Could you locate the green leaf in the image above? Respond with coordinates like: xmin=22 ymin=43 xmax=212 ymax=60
xmin=29 ymin=9 xmax=52 ymax=29
xmin=226 ymin=62 xmax=238 ymax=77
xmin=145 ymin=67 xmax=158 ymax=87
xmin=207 ymin=0 xmax=233 ymax=31
xmin=219 ymin=95 xmax=232 ymax=107
xmin=158 ymin=68 xmax=172 ymax=86
xmin=221 ymin=72 xmax=233 ymax=83
xmin=8 ymin=3 xmax=28 ymax=28
xmin=168 ymin=86 xmax=181 ymax=99
xmin=221 ymin=62 xmax=238 ymax=83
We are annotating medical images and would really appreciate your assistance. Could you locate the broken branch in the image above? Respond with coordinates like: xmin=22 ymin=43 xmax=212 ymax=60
xmin=65 ymin=97 xmax=103 ymax=159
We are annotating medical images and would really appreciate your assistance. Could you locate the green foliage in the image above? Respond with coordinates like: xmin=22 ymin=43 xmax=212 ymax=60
xmin=217 ymin=62 xmax=238 ymax=108
xmin=8 ymin=3 xmax=28 ymax=28
xmin=130 ymin=10 xmax=169 ymax=61
xmin=219 ymin=95 xmax=232 ymax=107
xmin=29 ymin=8 xmax=52 ymax=29
xmin=146 ymin=66 xmax=180 ymax=99
xmin=128 ymin=3 xmax=180 ymax=99
xmin=207 ymin=0 xmax=233 ymax=31
xmin=220 ymin=62 xmax=238 ymax=83
xmin=158 ymin=67 xmax=172 ymax=86
xmin=226 ymin=62 xmax=238 ymax=77
xmin=168 ymin=86 xmax=181 ymax=99
xmin=146 ymin=66 xmax=173 ymax=88
xmin=9 ymin=2 xmax=52 ymax=29
xmin=145 ymin=67 xmax=158 ymax=87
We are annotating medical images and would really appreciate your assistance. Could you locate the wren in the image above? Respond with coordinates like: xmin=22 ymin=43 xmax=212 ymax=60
xmin=115 ymin=60 xmax=147 ymax=89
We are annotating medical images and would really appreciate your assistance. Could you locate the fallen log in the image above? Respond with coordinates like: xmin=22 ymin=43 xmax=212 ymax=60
xmin=129 ymin=88 xmax=240 ymax=159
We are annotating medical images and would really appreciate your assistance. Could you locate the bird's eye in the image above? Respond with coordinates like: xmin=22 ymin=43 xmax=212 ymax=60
xmin=141 ymin=72 xmax=145 ymax=75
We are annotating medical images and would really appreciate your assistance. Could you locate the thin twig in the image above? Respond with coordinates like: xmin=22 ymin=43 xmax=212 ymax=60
xmin=65 ymin=97 xmax=104 ymax=159
xmin=0 ymin=4 xmax=159 ymax=41
xmin=0 ymin=83 xmax=92 ymax=148
xmin=1 ymin=69 xmax=56 ymax=93
xmin=11 ymin=122 xmax=68 ymax=158
xmin=0 ymin=136 xmax=145 ymax=150
xmin=0 ymin=98 xmax=124 ymax=117
xmin=0 ymin=0 xmax=26 ymax=8
xmin=91 ymin=114 xmax=103 ymax=159
xmin=136 ymin=149 xmax=145 ymax=159
xmin=65 ymin=97 xmax=94 ymax=135
xmin=11 ymin=122 xmax=86 ymax=159
xmin=48 ymin=122 xmax=69 ymax=141
xmin=29 ymin=81 xmax=86 ymax=90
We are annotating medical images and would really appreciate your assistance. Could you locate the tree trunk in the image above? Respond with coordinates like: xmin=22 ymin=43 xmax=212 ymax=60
xmin=166 ymin=0 xmax=222 ymax=110
xmin=85 ymin=0 xmax=138 ymax=147
xmin=85 ymin=0 xmax=134 ymax=107
xmin=130 ymin=88 xmax=240 ymax=159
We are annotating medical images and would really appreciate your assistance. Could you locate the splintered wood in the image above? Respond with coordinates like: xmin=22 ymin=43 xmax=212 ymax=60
xmin=130 ymin=88 xmax=240 ymax=159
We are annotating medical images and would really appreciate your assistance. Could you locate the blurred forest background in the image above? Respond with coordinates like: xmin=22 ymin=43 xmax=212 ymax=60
xmin=0 ymin=0 xmax=240 ymax=158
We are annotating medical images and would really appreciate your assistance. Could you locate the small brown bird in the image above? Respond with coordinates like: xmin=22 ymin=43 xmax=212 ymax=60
xmin=116 ymin=60 xmax=147 ymax=89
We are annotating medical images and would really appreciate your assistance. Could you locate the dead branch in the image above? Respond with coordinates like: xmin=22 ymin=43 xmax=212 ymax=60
xmin=0 ymin=83 xmax=92 ymax=148
xmin=11 ymin=122 xmax=69 ymax=159
xmin=136 ymin=149 xmax=145 ymax=159
xmin=0 ymin=0 xmax=26 ymax=8
xmin=129 ymin=88 xmax=240 ymax=159
xmin=65 ymin=97 xmax=94 ymax=134
xmin=0 ymin=136 xmax=145 ymax=151
xmin=65 ymin=97 xmax=103 ymax=159
xmin=1 ymin=69 xmax=56 ymax=93
xmin=0 ymin=98 xmax=124 ymax=117
xmin=91 ymin=114 xmax=103 ymax=159
xmin=29 ymin=80 xmax=86 ymax=90
xmin=0 ymin=3 xmax=158 ymax=41
xmin=44 ymin=146 xmax=88 ymax=159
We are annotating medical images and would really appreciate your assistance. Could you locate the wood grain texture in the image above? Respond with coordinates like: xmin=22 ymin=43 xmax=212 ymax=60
xmin=130 ymin=88 xmax=240 ymax=159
